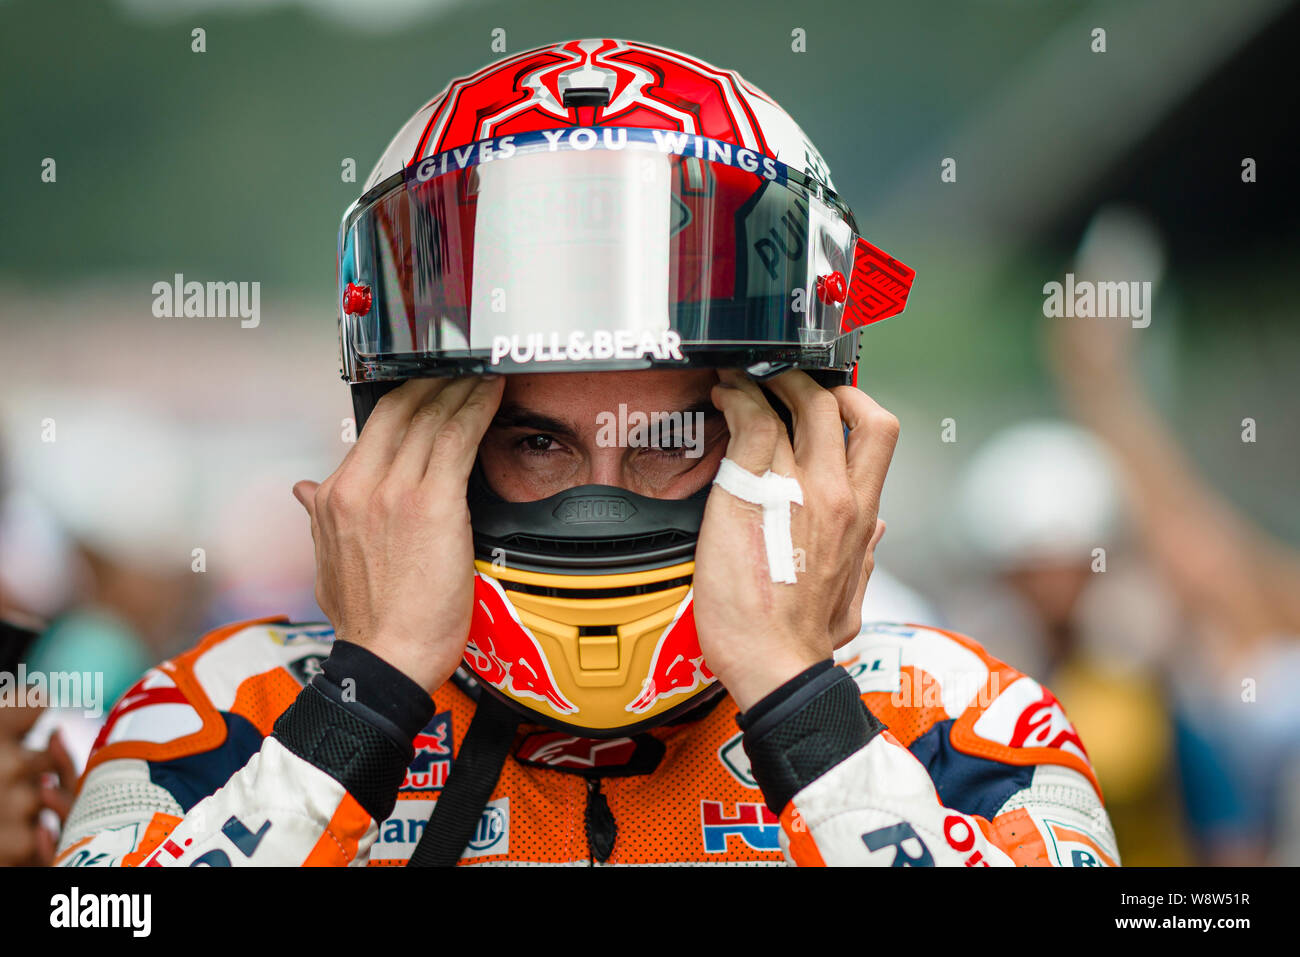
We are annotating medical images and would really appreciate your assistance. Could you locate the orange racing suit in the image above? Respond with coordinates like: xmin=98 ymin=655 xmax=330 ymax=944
xmin=54 ymin=617 xmax=1118 ymax=867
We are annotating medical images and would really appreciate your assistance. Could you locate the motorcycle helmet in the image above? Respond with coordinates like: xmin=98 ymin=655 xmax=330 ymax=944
xmin=337 ymin=39 xmax=914 ymax=736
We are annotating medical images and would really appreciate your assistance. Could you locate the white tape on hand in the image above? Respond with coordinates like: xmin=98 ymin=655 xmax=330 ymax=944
xmin=712 ymin=457 xmax=804 ymax=583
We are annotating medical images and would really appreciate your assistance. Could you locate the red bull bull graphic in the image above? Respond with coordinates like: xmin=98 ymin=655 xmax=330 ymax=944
xmin=464 ymin=572 xmax=579 ymax=716
xmin=401 ymin=712 xmax=453 ymax=794
xmin=626 ymin=590 xmax=715 ymax=714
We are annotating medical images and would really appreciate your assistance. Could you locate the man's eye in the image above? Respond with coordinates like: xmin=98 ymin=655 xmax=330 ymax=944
xmin=643 ymin=441 xmax=686 ymax=457
xmin=520 ymin=434 xmax=558 ymax=453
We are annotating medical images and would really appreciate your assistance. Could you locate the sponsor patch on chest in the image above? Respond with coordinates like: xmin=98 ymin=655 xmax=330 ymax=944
xmin=372 ymin=797 xmax=508 ymax=863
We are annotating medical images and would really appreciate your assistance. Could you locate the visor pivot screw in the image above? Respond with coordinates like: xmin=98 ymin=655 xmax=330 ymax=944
xmin=816 ymin=271 xmax=848 ymax=305
xmin=343 ymin=281 xmax=372 ymax=316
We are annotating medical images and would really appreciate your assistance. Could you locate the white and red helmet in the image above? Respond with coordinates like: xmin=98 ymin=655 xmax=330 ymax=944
xmin=363 ymin=39 xmax=836 ymax=192
xmin=337 ymin=39 xmax=915 ymax=735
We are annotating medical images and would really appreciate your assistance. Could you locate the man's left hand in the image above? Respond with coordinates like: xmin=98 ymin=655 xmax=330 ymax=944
xmin=693 ymin=368 xmax=897 ymax=712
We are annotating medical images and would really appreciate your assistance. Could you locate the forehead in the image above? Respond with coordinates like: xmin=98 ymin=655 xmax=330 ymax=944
xmin=500 ymin=369 xmax=718 ymax=411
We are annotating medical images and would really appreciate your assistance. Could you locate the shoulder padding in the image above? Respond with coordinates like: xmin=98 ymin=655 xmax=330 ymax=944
xmin=837 ymin=622 xmax=1102 ymax=800
xmin=82 ymin=616 xmax=336 ymax=779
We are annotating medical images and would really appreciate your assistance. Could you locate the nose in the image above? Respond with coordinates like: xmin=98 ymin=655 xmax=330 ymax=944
xmin=586 ymin=447 xmax=629 ymax=489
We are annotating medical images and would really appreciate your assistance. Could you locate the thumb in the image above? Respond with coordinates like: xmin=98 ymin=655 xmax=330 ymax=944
xmin=868 ymin=518 xmax=887 ymax=553
xmin=292 ymin=480 xmax=320 ymax=518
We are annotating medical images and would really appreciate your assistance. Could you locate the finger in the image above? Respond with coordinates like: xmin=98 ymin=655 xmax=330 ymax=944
xmin=314 ymin=380 xmax=457 ymax=533
xmin=343 ymin=377 xmax=452 ymax=476
xmin=763 ymin=369 xmax=847 ymax=472
xmin=41 ymin=782 xmax=74 ymax=822
xmin=855 ymin=519 xmax=886 ymax=604
xmin=19 ymin=747 xmax=56 ymax=780
xmin=835 ymin=563 xmax=871 ymax=650
xmin=292 ymin=480 xmax=320 ymax=521
xmin=419 ymin=376 xmax=507 ymax=490
xmin=833 ymin=386 xmax=900 ymax=505
xmin=47 ymin=731 xmax=78 ymax=789
xmin=711 ymin=369 xmax=791 ymax=474
xmin=838 ymin=521 xmax=886 ymax=650
xmin=854 ymin=519 xmax=888 ymax=613
xmin=389 ymin=376 xmax=491 ymax=485
xmin=868 ymin=517 xmax=887 ymax=553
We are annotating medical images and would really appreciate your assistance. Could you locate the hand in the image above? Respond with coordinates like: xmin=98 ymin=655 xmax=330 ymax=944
xmin=294 ymin=376 xmax=506 ymax=694
xmin=693 ymin=369 xmax=896 ymax=712
xmin=0 ymin=704 xmax=56 ymax=866
xmin=1048 ymin=302 xmax=1140 ymax=406
xmin=39 ymin=729 xmax=78 ymax=826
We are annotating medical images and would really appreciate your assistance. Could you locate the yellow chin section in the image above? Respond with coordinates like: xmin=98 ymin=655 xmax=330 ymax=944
xmin=472 ymin=559 xmax=714 ymax=731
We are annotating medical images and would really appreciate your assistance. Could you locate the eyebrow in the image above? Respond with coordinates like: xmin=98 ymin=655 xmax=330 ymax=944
xmin=490 ymin=405 xmax=579 ymax=437
xmin=653 ymin=401 xmax=724 ymax=427
xmin=489 ymin=399 xmax=723 ymax=436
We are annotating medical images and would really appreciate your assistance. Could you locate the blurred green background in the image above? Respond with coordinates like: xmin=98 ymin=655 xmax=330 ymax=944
xmin=1 ymin=0 xmax=1297 ymax=866
xmin=2 ymin=0 xmax=1295 ymax=552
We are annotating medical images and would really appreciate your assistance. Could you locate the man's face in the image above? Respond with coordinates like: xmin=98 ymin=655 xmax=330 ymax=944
xmin=477 ymin=369 xmax=730 ymax=502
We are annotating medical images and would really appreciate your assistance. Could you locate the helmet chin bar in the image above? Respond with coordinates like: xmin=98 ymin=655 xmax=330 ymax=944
xmin=464 ymin=470 xmax=720 ymax=736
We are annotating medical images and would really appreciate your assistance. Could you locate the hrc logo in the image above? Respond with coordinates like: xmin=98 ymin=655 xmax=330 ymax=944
xmin=701 ymin=801 xmax=781 ymax=853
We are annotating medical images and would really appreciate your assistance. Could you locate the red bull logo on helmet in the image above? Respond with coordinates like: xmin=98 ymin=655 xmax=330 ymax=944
xmin=464 ymin=572 xmax=579 ymax=716
xmin=626 ymin=590 xmax=716 ymax=714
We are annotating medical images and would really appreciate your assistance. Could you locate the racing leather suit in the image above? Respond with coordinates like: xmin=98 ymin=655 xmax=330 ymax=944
xmin=54 ymin=617 xmax=1119 ymax=866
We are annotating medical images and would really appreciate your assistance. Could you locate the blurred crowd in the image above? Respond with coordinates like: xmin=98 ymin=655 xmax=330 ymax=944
xmin=935 ymin=211 xmax=1300 ymax=866
xmin=1 ymin=209 xmax=1296 ymax=867
xmin=0 ymin=384 xmax=331 ymax=865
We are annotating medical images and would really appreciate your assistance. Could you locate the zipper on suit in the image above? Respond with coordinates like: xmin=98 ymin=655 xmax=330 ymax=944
xmin=585 ymin=778 xmax=617 ymax=865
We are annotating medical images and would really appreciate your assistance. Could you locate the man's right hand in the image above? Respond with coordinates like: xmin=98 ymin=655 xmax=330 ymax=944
xmin=293 ymin=376 xmax=505 ymax=694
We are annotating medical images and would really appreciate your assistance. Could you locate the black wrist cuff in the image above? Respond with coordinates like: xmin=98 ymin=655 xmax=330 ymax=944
xmin=271 ymin=641 xmax=438 ymax=824
xmin=320 ymin=639 xmax=437 ymax=743
xmin=737 ymin=661 xmax=885 ymax=815
xmin=736 ymin=659 xmax=837 ymax=732
xmin=273 ymin=683 xmax=411 ymax=823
